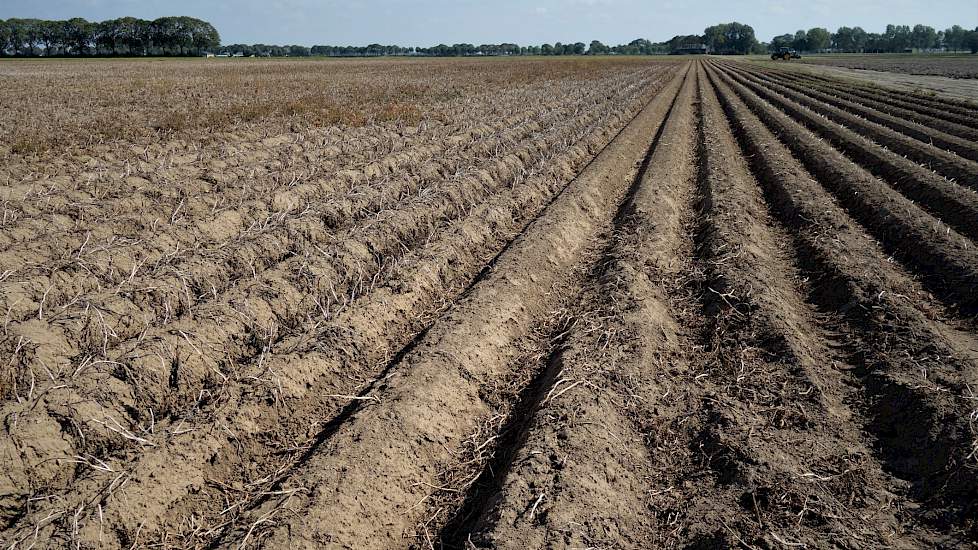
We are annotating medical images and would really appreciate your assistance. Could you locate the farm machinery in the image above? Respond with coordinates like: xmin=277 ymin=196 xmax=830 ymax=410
xmin=771 ymin=47 xmax=802 ymax=60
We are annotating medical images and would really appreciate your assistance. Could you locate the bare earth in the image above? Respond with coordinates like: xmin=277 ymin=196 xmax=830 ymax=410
xmin=799 ymin=54 xmax=978 ymax=79
xmin=1 ymin=57 xmax=977 ymax=549
xmin=750 ymin=59 xmax=978 ymax=102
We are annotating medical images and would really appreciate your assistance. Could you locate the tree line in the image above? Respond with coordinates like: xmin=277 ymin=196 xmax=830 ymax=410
xmin=771 ymin=24 xmax=978 ymax=53
xmin=0 ymin=17 xmax=764 ymax=57
xmin=216 ymin=39 xmax=673 ymax=58
xmin=217 ymin=25 xmax=762 ymax=57
xmin=0 ymin=16 xmax=220 ymax=56
xmin=3 ymin=16 xmax=976 ymax=58
xmin=415 ymin=39 xmax=679 ymax=56
xmin=223 ymin=21 xmax=977 ymax=58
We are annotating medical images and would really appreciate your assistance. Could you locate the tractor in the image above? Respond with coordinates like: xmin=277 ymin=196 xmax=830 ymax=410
xmin=771 ymin=47 xmax=802 ymax=60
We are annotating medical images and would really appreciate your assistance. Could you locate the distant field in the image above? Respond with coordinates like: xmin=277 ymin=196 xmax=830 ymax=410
xmin=0 ymin=56 xmax=657 ymax=156
xmin=797 ymin=53 xmax=978 ymax=79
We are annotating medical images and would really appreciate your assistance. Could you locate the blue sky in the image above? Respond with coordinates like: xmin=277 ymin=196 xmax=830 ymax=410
xmin=2 ymin=0 xmax=976 ymax=46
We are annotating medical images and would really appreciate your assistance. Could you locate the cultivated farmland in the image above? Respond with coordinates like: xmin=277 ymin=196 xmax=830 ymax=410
xmin=798 ymin=53 xmax=978 ymax=79
xmin=0 ymin=57 xmax=976 ymax=549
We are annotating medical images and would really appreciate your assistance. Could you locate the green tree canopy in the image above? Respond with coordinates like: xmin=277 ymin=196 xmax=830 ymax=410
xmin=806 ymin=27 xmax=831 ymax=51
xmin=588 ymin=40 xmax=609 ymax=55
xmin=0 ymin=15 xmax=219 ymax=56
xmin=703 ymin=22 xmax=758 ymax=54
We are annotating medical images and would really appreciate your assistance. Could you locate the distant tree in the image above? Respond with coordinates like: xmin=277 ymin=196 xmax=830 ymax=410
xmin=791 ymin=29 xmax=808 ymax=51
xmin=229 ymin=43 xmax=256 ymax=55
xmin=0 ymin=20 xmax=8 ymax=55
xmin=731 ymin=22 xmax=758 ymax=53
xmin=627 ymin=38 xmax=654 ymax=54
xmin=806 ymin=27 xmax=831 ymax=51
xmin=910 ymin=24 xmax=937 ymax=50
xmin=943 ymin=25 xmax=968 ymax=51
xmin=11 ymin=17 xmax=978 ymax=59
xmin=190 ymin=18 xmax=220 ymax=53
xmin=849 ymin=26 xmax=868 ymax=51
xmin=968 ymin=30 xmax=978 ymax=54
xmin=832 ymin=26 xmax=867 ymax=52
xmin=770 ymin=33 xmax=793 ymax=51
xmin=703 ymin=22 xmax=757 ymax=54
xmin=883 ymin=24 xmax=912 ymax=51
xmin=39 ymin=19 xmax=66 ymax=55
xmin=862 ymin=32 xmax=883 ymax=52
xmin=768 ymin=22 xmax=978 ymax=53
xmin=149 ymin=17 xmax=178 ymax=54
xmin=703 ymin=24 xmax=727 ymax=52
xmin=5 ymin=19 xmax=26 ymax=55
xmin=63 ymin=18 xmax=93 ymax=55
xmin=21 ymin=19 xmax=44 ymax=55
xmin=174 ymin=17 xmax=198 ymax=54
xmin=114 ymin=17 xmax=144 ymax=54
xmin=96 ymin=19 xmax=121 ymax=54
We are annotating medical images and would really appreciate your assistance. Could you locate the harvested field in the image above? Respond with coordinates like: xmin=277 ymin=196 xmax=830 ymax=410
xmin=798 ymin=54 xmax=978 ymax=79
xmin=1 ymin=57 xmax=977 ymax=549
xmin=750 ymin=59 xmax=978 ymax=103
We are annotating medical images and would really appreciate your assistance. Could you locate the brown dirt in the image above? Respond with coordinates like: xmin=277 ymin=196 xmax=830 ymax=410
xmin=711 ymin=63 xmax=978 ymax=314
xmin=744 ymin=64 xmax=978 ymax=142
xmin=1 ymin=57 xmax=977 ymax=549
xmin=729 ymin=63 xmax=978 ymax=166
xmin=798 ymin=55 xmax=978 ymax=79
xmin=751 ymin=60 xmax=978 ymax=103
xmin=464 ymin=62 xmax=700 ymax=550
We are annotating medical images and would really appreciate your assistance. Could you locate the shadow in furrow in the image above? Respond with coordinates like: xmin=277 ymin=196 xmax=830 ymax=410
xmin=201 ymin=318 xmax=436 ymax=550
xmin=434 ymin=321 xmax=571 ymax=550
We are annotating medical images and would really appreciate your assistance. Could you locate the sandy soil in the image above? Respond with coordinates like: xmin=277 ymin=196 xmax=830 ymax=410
xmin=1 ymin=57 xmax=976 ymax=549
xmin=799 ymin=54 xmax=978 ymax=79
xmin=750 ymin=60 xmax=978 ymax=102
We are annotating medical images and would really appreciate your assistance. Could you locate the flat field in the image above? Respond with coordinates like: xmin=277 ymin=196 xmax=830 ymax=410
xmin=797 ymin=53 xmax=978 ymax=79
xmin=1 ymin=57 xmax=977 ymax=549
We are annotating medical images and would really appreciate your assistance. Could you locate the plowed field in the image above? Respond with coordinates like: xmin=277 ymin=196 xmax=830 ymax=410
xmin=1 ymin=58 xmax=976 ymax=549
xmin=799 ymin=54 xmax=978 ymax=79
